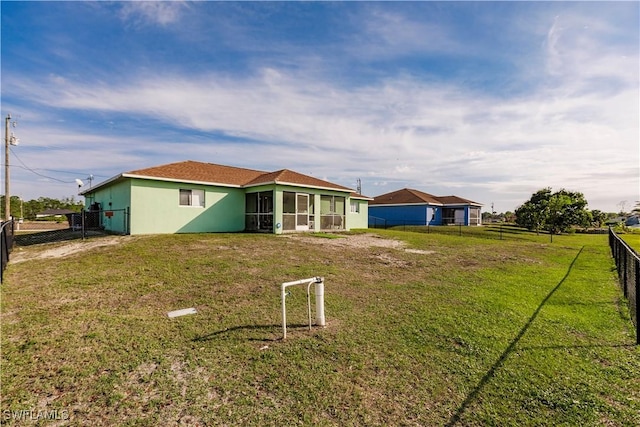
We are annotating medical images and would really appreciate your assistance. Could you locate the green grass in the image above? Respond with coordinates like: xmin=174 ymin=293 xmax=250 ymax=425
xmin=1 ymin=230 xmax=638 ymax=426
xmin=621 ymin=233 xmax=640 ymax=252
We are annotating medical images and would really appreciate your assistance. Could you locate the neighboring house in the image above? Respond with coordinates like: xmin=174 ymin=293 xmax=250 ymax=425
xmin=625 ymin=215 xmax=640 ymax=228
xmin=605 ymin=216 xmax=626 ymax=226
xmin=368 ymin=188 xmax=482 ymax=227
xmin=80 ymin=160 xmax=371 ymax=235
xmin=36 ymin=208 xmax=76 ymax=218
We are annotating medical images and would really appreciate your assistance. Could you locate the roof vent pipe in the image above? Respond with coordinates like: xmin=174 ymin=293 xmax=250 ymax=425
xmin=281 ymin=276 xmax=325 ymax=340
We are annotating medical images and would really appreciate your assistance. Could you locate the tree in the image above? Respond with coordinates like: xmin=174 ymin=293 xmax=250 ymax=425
xmin=503 ymin=211 xmax=516 ymax=223
xmin=590 ymin=210 xmax=606 ymax=228
xmin=617 ymin=200 xmax=628 ymax=215
xmin=515 ymin=188 xmax=591 ymax=234
xmin=0 ymin=196 xmax=83 ymax=220
xmin=514 ymin=188 xmax=551 ymax=234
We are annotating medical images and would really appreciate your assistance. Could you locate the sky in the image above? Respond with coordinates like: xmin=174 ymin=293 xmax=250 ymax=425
xmin=1 ymin=1 xmax=638 ymax=213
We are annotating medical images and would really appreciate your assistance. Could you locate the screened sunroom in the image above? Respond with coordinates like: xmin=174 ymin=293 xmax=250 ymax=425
xmin=245 ymin=190 xmax=348 ymax=233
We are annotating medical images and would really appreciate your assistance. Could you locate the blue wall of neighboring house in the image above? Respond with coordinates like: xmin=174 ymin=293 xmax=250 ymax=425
xmin=369 ymin=204 xmax=481 ymax=227
xmin=369 ymin=204 xmax=440 ymax=226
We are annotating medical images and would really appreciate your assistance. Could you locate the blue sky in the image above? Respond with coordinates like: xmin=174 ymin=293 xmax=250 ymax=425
xmin=1 ymin=1 xmax=638 ymax=213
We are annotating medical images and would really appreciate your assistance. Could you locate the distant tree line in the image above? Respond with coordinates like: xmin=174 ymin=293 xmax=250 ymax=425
xmin=0 ymin=196 xmax=83 ymax=221
xmin=482 ymin=211 xmax=516 ymax=223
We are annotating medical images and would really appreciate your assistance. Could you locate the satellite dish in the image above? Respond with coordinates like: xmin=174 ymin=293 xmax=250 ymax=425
xmin=75 ymin=179 xmax=84 ymax=187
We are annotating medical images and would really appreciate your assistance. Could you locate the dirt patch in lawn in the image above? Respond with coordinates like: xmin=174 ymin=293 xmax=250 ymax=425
xmin=286 ymin=233 xmax=406 ymax=249
xmin=9 ymin=236 xmax=126 ymax=264
xmin=286 ymin=233 xmax=435 ymax=255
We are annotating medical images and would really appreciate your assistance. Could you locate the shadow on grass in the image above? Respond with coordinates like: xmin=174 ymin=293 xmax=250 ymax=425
xmin=14 ymin=229 xmax=111 ymax=246
xmin=517 ymin=343 xmax=635 ymax=351
xmin=446 ymin=246 xmax=586 ymax=427
xmin=192 ymin=323 xmax=312 ymax=342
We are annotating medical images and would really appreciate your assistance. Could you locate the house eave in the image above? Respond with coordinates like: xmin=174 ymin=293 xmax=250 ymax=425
xmin=442 ymin=203 xmax=484 ymax=208
xmin=80 ymin=173 xmax=245 ymax=195
xmin=79 ymin=174 xmax=124 ymax=195
xmin=350 ymin=195 xmax=374 ymax=201
xmin=370 ymin=202 xmax=444 ymax=207
xmin=244 ymin=180 xmax=353 ymax=193
xmin=123 ymin=173 xmax=243 ymax=188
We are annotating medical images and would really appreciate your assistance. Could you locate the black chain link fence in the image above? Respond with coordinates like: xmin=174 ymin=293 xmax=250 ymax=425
xmin=369 ymin=217 xmax=609 ymax=241
xmin=369 ymin=218 xmax=543 ymax=241
xmin=1 ymin=220 xmax=14 ymax=283
xmin=608 ymin=228 xmax=639 ymax=344
xmin=13 ymin=209 xmax=129 ymax=247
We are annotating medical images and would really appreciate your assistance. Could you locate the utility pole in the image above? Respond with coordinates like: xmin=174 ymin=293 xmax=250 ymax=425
xmin=4 ymin=115 xmax=10 ymax=221
xmin=4 ymin=115 xmax=19 ymax=221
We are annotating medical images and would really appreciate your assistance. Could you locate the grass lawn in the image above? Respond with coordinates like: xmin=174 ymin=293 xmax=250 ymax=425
xmin=1 ymin=229 xmax=638 ymax=426
xmin=621 ymin=233 xmax=640 ymax=252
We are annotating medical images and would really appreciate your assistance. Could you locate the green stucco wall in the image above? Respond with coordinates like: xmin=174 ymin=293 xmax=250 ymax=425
xmin=85 ymin=179 xmax=131 ymax=234
xmin=128 ymin=179 xmax=245 ymax=235
xmin=348 ymin=199 xmax=369 ymax=229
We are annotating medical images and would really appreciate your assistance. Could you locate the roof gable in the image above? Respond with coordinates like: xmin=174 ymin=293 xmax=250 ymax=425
xmin=245 ymin=169 xmax=353 ymax=192
xmin=371 ymin=188 xmax=482 ymax=206
xmin=370 ymin=188 xmax=442 ymax=205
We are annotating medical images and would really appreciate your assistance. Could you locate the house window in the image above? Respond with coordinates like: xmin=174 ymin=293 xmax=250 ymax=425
xmin=469 ymin=207 xmax=481 ymax=225
xmin=350 ymin=200 xmax=359 ymax=213
xmin=179 ymin=189 xmax=205 ymax=207
xmin=282 ymin=192 xmax=311 ymax=231
xmin=320 ymin=195 xmax=345 ymax=230
xmin=245 ymin=191 xmax=274 ymax=232
xmin=283 ymin=192 xmax=296 ymax=231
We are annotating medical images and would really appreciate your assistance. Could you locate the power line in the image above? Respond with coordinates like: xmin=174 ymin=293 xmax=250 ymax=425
xmin=10 ymin=149 xmax=81 ymax=184
xmin=38 ymin=168 xmax=106 ymax=178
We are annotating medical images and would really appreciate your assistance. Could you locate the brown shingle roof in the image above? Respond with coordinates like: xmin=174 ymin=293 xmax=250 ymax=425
xmin=436 ymin=195 xmax=482 ymax=206
xmin=126 ymin=160 xmax=266 ymax=187
xmin=122 ymin=160 xmax=354 ymax=192
xmin=370 ymin=188 xmax=442 ymax=205
xmin=245 ymin=169 xmax=353 ymax=191
xmin=371 ymin=188 xmax=482 ymax=206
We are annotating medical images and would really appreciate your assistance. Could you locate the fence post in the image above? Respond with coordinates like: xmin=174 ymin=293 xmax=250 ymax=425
xmin=635 ymin=258 xmax=640 ymax=345
xmin=623 ymin=248 xmax=628 ymax=298
xmin=81 ymin=209 xmax=86 ymax=240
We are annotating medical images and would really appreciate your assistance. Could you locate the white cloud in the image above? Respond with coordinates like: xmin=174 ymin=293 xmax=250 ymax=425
xmin=349 ymin=7 xmax=463 ymax=59
xmin=8 ymin=61 xmax=636 ymax=211
xmin=545 ymin=16 xmax=564 ymax=75
xmin=3 ymin=3 xmax=637 ymax=211
xmin=119 ymin=1 xmax=189 ymax=26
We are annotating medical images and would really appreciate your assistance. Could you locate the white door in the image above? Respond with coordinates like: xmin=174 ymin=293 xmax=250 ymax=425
xmin=455 ymin=209 xmax=465 ymax=225
xmin=296 ymin=194 xmax=309 ymax=230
